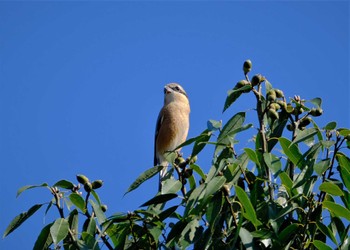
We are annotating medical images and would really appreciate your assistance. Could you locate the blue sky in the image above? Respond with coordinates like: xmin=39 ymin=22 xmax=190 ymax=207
xmin=0 ymin=1 xmax=348 ymax=248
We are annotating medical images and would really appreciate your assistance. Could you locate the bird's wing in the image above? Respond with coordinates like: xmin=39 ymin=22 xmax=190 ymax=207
xmin=154 ymin=109 xmax=164 ymax=166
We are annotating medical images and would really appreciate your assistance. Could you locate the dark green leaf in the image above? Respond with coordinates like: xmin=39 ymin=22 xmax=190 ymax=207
xmin=124 ymin=165 xmax=163 ymax=195
xmin=16 ymin=183 xmax=48 ymax=198
xmin=313 ymin=240 xmax=332 ymax=250
xmin=191 ymin=129 xmax=212 ymax=157
xmin=319 ymin=182 xmax=344 ymax=196
xmin=33 ymin=222 xmax=53 ymax=250
xmin=141 ymin=193 xmax=178 ymax=207
xmin=50 ymin=218 xmax=69 ymax=245
xmin=69 ymin=193 xmax=86 ymax=213
xmin=324 ymin=121 xmax=337 ymax=130
xmin=67 ymin=209 xmax=79 ymax=238
xmin=81 ymin=232 xmax=100 ymax=250
xmin=235 ymin=185 xmax=261 ymax=227
xmin=337 ymin=153 xmax=350 ymax=191
xmin=316 ymin=221 xmax=337 ymax=245
xmin=90 ymin=200 xmax=106 ymax=224
xmin=291 ymin=127 xmax=318 ymax=146
xmin=3 ymin=203 xmax=43 ymax=238
xmin=323 ymin=201 xmax=350 ymax=221
xmin=158 ymin=205 xmax=178 ymax=221
xmin=223 ymin=86 xmax=249 ymax=112
xmin=166 ymin=220 xmax=187 ymax=244
xmin=278 ymin=223 xmax=301 ymax=242
xmin=267 ymin=118 xmax=288 ymax=152
xmin=53 ymin=180 xmax=74 ymax=190
xmin=206 ymin=192 xmax=224 ymax=231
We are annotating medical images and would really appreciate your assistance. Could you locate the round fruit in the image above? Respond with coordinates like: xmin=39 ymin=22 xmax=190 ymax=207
xmin=76 ymin=175 xmax=89 ymax=185
xmin=243 ymin=60 xmax=252 ymax=74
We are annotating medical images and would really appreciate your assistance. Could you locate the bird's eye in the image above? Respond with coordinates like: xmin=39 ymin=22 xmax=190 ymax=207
xmin=174 ymin=86 xmax=180 ymax=91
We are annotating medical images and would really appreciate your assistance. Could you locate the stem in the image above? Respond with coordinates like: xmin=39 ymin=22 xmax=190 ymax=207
xmin=51 ymin=187 xmax=80 ymax=250
xmin=318 ymin=137 xmax=344 ymax=202
xmin=252 ymin=85 xmax=274 ymax=201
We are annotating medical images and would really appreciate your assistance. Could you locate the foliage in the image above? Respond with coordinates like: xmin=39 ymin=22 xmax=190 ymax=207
xmin=4 ymin=61 xmax=350 ymax=249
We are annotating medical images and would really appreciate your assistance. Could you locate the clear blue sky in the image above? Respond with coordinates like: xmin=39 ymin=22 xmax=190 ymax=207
xmin=1 ymin=1 xmax=348 ymax=248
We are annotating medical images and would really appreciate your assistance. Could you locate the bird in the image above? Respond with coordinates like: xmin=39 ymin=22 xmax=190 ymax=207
xmin=154 ymin=83 xmax=190 ymax=192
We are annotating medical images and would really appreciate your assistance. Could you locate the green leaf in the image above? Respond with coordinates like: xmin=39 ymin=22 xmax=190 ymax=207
xmin=206 ymin=192 xmax=224 ymax=231
xmin=50 ymin=218 xmax=69 ymax=246
xmin=90 ymin=190 xmax=101 ymax=206
xmin=204 ymin=176 xmax=226 ymax=201
xmin=319 ymin=182 xmax=344 ymax=196
xmin=141 ymin=193 xmax=178 ymax=207
xmin=279 ymin=172 xmax=293 ymax=190
xmin=217 ymin=112 xmax=245 ymax=146
xmin=81 ymin=232 xmax=100 ymax=250
xmin=3 ymin=204 xmax=43 ymax=238
xmin=323 ymin=201 xmax=350 ymax=221
xmin=124 ymin=165 xmax=163 ymax=195
xmin=207 ymin=119 xmax=222 ymax=131
xmin=90 ymin=200 xmax=106 ymax=224
xmin=278 ymin=223 xmax=301 ymax=242
xmin=244 ymin=148 xmax=260 ymax=167
xmin=67 ymin=209 xmax=79 ymax=238
xmin=309 ymin=97 xmax=322 ymax=108
xmin=53 ymin=180 xmax=74 ymax=190
xmin=167 ymin=220 xmax=187 ymax=244
xmin=313 ymin=240 xmax=332 ymax=250
xmin=265 ymin=80 xmax=273 ymax=92
xmin=16 ymin=183 xmax=48 ymax=198
xmin=324 ymin=121 xmax=337 ymax=130
xmin=235 ymin=185 xmax=261 ymax=227
xmin=162 ymin=179 xmax=182 ymax=194
xmin=190 ymin=164 xmax=206 ymax=180
xmin=291 ymin=127 xmax=318 ymax=146
xmin=33 ymin=222 xmax=54 ymax=250
xmin=223 ymin=86 xmax=248 ymax=112
xmin=263 ymin=153 xmax=281 ymax=173
xmin=314 ymin=159 xmax=330 ymax=176
xmin=338 ymin=128 xmax=350 ymax=137
xmin=191 ymin=129 xmax=212 ymax=157
xmin=69 ymin=193 xmax=86 ymax=213
xmin=292 ymin=163 xmax=313 ymax=189
xmin=279 ymin=137 xmax=304 ymax=166
xmin=337 ymin=153 xmax=350 ymax=191
xmin=316 ymin=221 xmax=337 ymax=245
xmin=86 ymin=218 xmax=96 ymax=236
xmin=267 ymin=118 xmax=288 ymax=152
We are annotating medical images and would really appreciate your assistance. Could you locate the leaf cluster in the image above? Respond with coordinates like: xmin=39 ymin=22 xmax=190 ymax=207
xmin=4 ymin=61 xmax=350 ymax=249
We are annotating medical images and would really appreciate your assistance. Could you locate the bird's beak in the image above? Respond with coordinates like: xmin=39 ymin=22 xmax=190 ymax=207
xmin=164 ymin=86 xmax=171 ymax=94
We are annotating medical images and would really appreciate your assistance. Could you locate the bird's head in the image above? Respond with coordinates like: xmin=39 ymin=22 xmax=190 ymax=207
xmin=163 ymin=83 xmax=189 ymax=105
